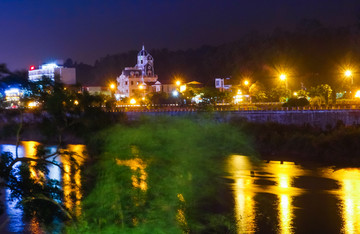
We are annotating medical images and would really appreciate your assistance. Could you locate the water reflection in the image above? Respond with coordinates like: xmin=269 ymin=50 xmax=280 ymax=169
xmin=61 ymin=144 xmax=86 ymax=217
xmin=228 ymin=156 xmax=306 ymax=234
xmin=227 ymin=155 xmax=256 ymax=233
xmin=322 ymin=168 xmax=360 ymax=234
xmin=116 ymin=146 xmax=147 ymax=191
xmin=263 ymin=161 xmax=304 ymax=234
xmin=0 ymin=141 xmax=86 ymax=233
xmin=228 ymin=156 xmax=360 ymax=233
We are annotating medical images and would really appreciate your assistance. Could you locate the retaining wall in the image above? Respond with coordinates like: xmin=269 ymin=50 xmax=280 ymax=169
xmin=125 ymin=110 xmax=360 ymax=128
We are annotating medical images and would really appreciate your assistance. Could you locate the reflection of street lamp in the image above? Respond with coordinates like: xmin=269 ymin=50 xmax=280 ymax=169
xmin=279 ymin=74 xmax=288 ymax=89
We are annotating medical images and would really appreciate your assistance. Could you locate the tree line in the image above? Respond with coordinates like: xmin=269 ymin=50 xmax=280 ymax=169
xmin=68 ymin=19 xmax=360 ymax=93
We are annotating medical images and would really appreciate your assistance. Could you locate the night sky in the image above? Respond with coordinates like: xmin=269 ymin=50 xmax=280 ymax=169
xmin=1 ymin=0 xmax=359 ymax=70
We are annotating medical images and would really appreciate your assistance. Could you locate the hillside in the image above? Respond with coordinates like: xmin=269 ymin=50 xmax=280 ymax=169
xmin=74 ymin=19 xmax=360 ymax=90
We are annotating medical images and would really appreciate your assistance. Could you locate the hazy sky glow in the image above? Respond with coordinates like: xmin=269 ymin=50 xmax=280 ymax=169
xmin=0 ymin=0 xmax=359 ymax=70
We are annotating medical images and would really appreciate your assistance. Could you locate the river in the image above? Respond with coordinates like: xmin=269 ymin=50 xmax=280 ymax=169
xmin=0 ymin=141 xmax=85 ymax=233
xmin=227 ymin=155 xmax=360 ymax=233
xmin=0 ymin=143 xmax=359 ymax=233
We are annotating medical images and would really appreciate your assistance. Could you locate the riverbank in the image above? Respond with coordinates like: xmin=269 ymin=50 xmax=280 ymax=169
xmin=0 ymin=125 xmax=84 ymax=145
xmin=229 ymin=118 xmax=360 ymax=167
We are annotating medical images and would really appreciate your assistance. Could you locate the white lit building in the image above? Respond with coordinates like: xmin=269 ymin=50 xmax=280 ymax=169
xmin=4 ymin=87 xmax=23 ymax=108
xmin=116 ymin=46 xmax=159 ymax=98
xmin=215 ymin=77 xmax=232 ymax=91
xmin=28 ymin=63 xmax=76 ymax=85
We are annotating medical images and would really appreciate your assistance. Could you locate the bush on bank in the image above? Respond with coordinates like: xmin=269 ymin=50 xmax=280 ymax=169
xmin=66 ymin=117 xmax=256 ymax=233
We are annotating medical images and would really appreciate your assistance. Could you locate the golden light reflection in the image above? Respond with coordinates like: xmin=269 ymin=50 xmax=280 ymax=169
xmin=322 ymin=168 xmax=360 ymax=234
xmin=61 ymin=144 xmax=86 ymax=217
xmin=22 ymin=141 xmax=44 ymax=182
xmin=262 ymin=162 xmax=305 ymax=234
xmin=279 ymin=175 xmax=289 ymax=189
xmin=29 ymin=216 xmax=42 ymax=234
xmin=228 ymin=156 xmax=306 ymax=234
xmin=116 ymin=146 xmax=147 ymax=191
xmin=279 ymin=194 xmax=292 ymax=234
xmin=176 ymin=193 xmax=188 ymax=232
xmin=227 ymin=155 xmax=256 ymax=233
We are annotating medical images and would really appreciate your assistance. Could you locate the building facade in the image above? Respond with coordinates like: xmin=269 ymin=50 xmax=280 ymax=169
xmin=28 ymin=63 xmax=76 ymax=85
xmin=215 ymin=77 xmax=232 ymax=91
xmin=116 ymin=46 xmax=159 ymax=98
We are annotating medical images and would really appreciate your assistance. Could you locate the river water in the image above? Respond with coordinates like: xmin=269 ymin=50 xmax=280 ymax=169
xmin=0 ymin=141 xmax=85 ymax=233
xmin=0 ymin=143 xmax=359 ymax=233
xmin=227 ymin=155 xmax=360 ymax=234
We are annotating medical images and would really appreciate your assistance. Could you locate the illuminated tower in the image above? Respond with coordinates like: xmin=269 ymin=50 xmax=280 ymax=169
xmin=136 ymin=45 xmax=154 ymax=77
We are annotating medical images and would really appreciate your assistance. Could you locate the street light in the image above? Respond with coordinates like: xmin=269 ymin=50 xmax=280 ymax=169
xmin=172 ymin=90 xmax=179 ymax=97
xmin=355 ymin=90 xmax=360 ymax=98
xmin=244 ymin=80 xmax=249 ymax=86
xmin=279 ymin=74 xmax=288 ymax=89
xmin=176 ymin=80 xmax=181 ymax=86
xmin=345 ymin=70 xmax=353 ymax=85
xmin=109 ymin=83 xmax=116 ymax=98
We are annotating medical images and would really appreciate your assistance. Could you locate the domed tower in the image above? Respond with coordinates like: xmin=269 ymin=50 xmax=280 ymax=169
xmin=137 ymin=45 xmax=154 ymax=77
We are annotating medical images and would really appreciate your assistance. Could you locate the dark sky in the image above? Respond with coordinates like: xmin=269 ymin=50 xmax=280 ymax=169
xmin=1 ymin=0 xmax=359 ymax=70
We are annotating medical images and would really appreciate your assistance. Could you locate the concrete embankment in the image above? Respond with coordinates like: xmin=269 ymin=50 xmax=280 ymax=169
xmin=2 ymin=109 xmax=360 ymax=131
xmin=125 ymin=110 xmax=360 ymax=128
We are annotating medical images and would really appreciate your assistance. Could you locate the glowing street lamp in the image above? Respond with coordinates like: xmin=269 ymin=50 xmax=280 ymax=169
xmin=280 ymin=74 xmax=286 ymax=81
xmin=176 ymin=80 xmax=181 ymax=86
xmin=110 ymin=83 xmax=115 ymax=90
xmin=345 ymin=70 xmax=353 ymax=85
xmin=244 ymin=80 xmax=249 ymax=86
xmin=355 ymin=90 xmax=360 ymax=98
xmin=279 ymin=74 xmax=288 ymax=89
xmin=130 ymin=98 xmax=136 ymax=104
xmin=172 ymin=90 xmax=179 ymax=97
xmin=180 ymin=84 xmax=186 ymax=93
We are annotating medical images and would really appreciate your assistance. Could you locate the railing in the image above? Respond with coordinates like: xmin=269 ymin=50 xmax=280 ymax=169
xmin=106 ymin=104 xmax=360 ymax=112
